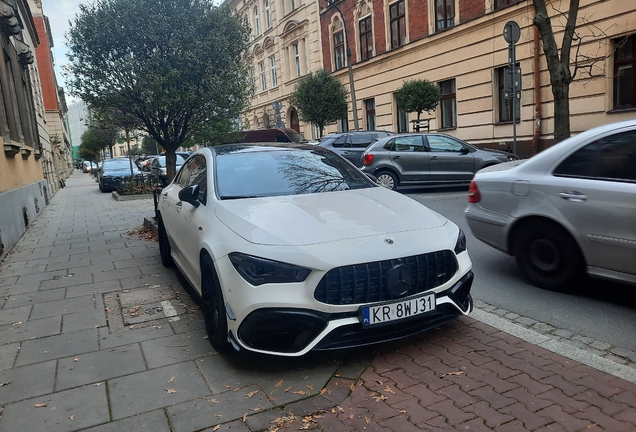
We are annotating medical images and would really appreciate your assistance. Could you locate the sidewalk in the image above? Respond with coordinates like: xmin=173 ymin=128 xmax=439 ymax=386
xmin=0 ymin=171 xmax=634 ymax=432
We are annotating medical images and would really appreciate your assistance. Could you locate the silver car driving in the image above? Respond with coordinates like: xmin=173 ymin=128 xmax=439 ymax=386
xmin=360 ymin=133 xmax=518 ymax=190
xmin=465 ymin=119 xmax=636 ymax=291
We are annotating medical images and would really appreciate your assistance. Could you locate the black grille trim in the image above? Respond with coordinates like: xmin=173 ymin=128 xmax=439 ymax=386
xmin=314 ymin=250 xmax=457 ymax=305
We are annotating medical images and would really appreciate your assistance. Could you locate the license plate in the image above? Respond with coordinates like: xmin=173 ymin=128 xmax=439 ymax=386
xmin=361 ymin=293 xmax=436 ymax=327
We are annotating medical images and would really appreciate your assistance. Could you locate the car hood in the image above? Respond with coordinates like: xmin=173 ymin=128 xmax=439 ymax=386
xmin=216 ymin=187 xmax=448 ymax=246
xmin=478 ymin=148 xmax=517 ymax=158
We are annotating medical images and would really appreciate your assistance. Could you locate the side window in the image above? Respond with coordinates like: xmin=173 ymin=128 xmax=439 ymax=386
xmin=384 ymin=138 xmax=395 ymax=151
xmin=186 ymin=155 xmax=208 ymax=204
xmin=554 ymin=131 xmax=636 ymax=182
xmin=350 ymin=134 xmax=374 ymax=148
xmin=394 ymin=135 xmax=425 ymax=152
xmin=332 ymin=135 xmax=347 ymax=148
xmin=174 ymin=163 xmax=191 ymax=186
xmin=427 ymin=135 xmax=464 ymax=152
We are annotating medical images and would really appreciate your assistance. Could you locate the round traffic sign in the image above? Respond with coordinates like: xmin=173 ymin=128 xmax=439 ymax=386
xmin=503 ymin=21 xmax=521 ymax=44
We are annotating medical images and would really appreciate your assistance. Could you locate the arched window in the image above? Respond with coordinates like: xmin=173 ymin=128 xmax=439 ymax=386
xmin=332 ymin=17 xmax=345 ymax=70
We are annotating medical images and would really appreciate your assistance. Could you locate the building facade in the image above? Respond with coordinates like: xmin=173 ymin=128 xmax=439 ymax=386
xmin=0 ymin=0 xmax=48 ymax=262
xmin=318 ymin=0 xmax=636 ymax=157
xmin=226 ymin=0 xmax=325 ymax=139
xmin=67 ymin=100 xmax=90 ymax=161
xmin=28 ymin=0 xmax=71 ymax=187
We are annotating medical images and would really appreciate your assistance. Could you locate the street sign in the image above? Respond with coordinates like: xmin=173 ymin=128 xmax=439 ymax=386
xmin=503 ymin=66 xmax=522 ymax=99
xmin=503 ymin=21 xmax=521 ymax=44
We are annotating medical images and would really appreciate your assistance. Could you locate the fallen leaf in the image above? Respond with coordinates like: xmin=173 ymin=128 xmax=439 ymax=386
xmin=168 ymin=376 xmax=175 ymax=383
xmin=165 ymin=388 xmax=177 ymax=394
xmin=251 ymin=405 xmax=261 ymax=411
xmin=319 ymin=388 xmax=327 ymax=396
xmin=209 ymin=398 xmax=219 ymax=403
xmin=274 ymin=379 xmax=283 ymax=388
xmin=233 ymin=387 xmax=240 ymax=392
xmin=350 ymin=383 xmax=356 ymax=392
xmin=11 ymin=321 xmax=21 ymax=326
xmin=348 ymin=414 xmax=355 ymax=419
xmin=242 ymin=413 xmax=247 ymax=423
xmin=246 ymin=390 xmax=259 ymax=398
xmin=441 ymin=371 xmax=464 ymax=377
xmin=94 ymin=382 xmax=104 ymax=386
xmin=292 ymin=390 xmax=307 ymax=395
xmin=306 ymin=385 xmax=313 ymax=391
xmin=336 ymin=406 xmax=344 ymax=413
xmin=284 ymin=386 xmax=292 ymax=392
xmin=73 ymin=358 xmax=79 ymax=362
xmin=69 ymin=415 xmax=75 ymax=421
xmin=34 ymin=403 xmax=47 ymax=408
xmin=0 ymin=382 xmax=10 ymax=387
xmin=374 ymin=379 xmax=383 ymax=385
xmin=384 ymin=385 xmax=396 ymax=394
xmin=365 ymin=416 xmax=370 ymax=424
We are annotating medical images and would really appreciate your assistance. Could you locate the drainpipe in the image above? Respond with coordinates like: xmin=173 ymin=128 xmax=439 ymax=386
xmin=532 ymin=22 xmax=542 ymax=155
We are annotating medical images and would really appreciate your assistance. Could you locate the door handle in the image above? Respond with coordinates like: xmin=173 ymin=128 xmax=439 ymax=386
xmin=343 ymin=151 xmax=354 ymax=155
xmin=430 ymin=156 xmax=439 ymax=161
xmin=161 ymin=192 xmax=168 ymax=200
xmin=559 ymin=191 xmax=587 ymax=202
xmin=176 ymin=201 xmax=183 ymax=211
xmin=392 ymin=156 xmax=401 ymax=160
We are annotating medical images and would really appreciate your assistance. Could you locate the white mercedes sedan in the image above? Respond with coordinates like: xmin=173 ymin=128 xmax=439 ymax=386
xmin=157 ymin=143 xmax=473 ymax=356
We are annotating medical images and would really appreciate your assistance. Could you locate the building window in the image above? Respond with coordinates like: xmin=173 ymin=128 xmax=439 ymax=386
xmin=254 ymin=6 xmax=261 ymax=35
xmin=365 ymin=98 xmax=376 ymax=130
xmin=389 ymin=0 xmax=406 ymax=49
xmin=293 ymin=43 xmax=301 ymax=77
xmin=119 ymin=146 xmax=125 ymax=156
xmin=359 ymin=16 xmax=373 ymax=61
xmin=435 ymin=0 xmax=454 ymax=31
xmin=291 ymin=0 xmax=296 ymax=11
xmin=397 ymin=106 xmax=409 ymax=132
xmin=259 ymin=61 xmax=267 ymax=90
xmin=264 ymin=0 xmax=271 ymax=28
xmin=497 ymin=66 xmax=520 ymax=122
xmin=334 ymin=30 xmax=345 ymax=70
xmin=614 ymin=35 xmax=635 ymax=109
xmin=338 ymin=117 xmax=349 ymax=132
xmin=269 ymin=55 xmax=278 ymax=87
xmin=251 ymin=66 xmax=257 ymax=92
xmin=494 ymin=0 xmax=522 ymax=10
xmin=439 ymin=79 xmax=456 ymax=129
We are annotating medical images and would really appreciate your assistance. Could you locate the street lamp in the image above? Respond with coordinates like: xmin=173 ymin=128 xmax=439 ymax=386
xmin=324 ymin=0 xmax=359 ymax=131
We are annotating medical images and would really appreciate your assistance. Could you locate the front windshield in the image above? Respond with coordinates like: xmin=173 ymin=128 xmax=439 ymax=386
xmin=104 ymin=159 xmax=134 ymax=169
xmin=215 ymin=148 xmax=374 ymax=199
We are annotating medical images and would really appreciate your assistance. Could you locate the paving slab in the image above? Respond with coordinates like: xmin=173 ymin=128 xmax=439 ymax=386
xmin=80 ymin=410 xmax=171 ymax=432
xmin=0 ymin=315 xmax=61 ymax=345
xmin=15 ymin=328 xmax=99 ymax=367
xmin=0 ymin=343 xmax=19 ymax=370
xmin=141 ymin=329 xmax=215 ymax=369
xmin=108 ymin=361 xmax=211 ymax=418
xmin=2 ymin=287 xmax=66 ymax=309
xmin=62 ymin=306 xmax=108 ymax=333
xmin=56 ymin=343 xmax=146 ymax=390
xmin=30 ymin=295 xmax=96 ymax=320
xmin=0 ymin=383 xmax=109 ymax=432
xmin=0 ymin=305 xmax=31 ymax=326
xmin=0 ymin=359 xmax=56 ymax=404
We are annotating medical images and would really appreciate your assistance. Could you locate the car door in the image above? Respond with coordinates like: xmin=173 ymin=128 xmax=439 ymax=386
xmin=343 ymin=134 xmax=374 ymax=167
xmin=170 ymin=154 xmax=209 ymax=283
xmin=387 ymin=135 xmax=430 ymax=181
xmin=426 ymin=135 xmax=476 ymax=182
xmin=544 ymin=129 xmax=636 ymax=276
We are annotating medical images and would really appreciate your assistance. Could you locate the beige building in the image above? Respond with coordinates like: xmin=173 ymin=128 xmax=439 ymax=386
xmin=316 ymin=0 xmax=636 ymax=157
xmin=0 ymin=0 xmax=48 ymax=261
xmin=226 ymin=0 xmax=325 ymax=139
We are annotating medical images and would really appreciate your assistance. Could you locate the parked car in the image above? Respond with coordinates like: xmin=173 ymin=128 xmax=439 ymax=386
xmin=157 ymin=143 xmax=473 ymax=356
xmin=83 ymin=160 xmax=97 ymax=173
xmin=319 ymin=130 xmax=394 ymax=167
xmin=223 ymin=128 xmax=305 ymax=144
xmin=138 ymin=155 xmax=158 ymax=171
xmin=360 ymin=133 xmax=518 ymax=190
xmin=464 ymin=119 xmax=636 ymax=291
xmin=98 ymin=158 xmax=140 ymax=192
xmin=151 ymin=155 xmax=185 ymax=186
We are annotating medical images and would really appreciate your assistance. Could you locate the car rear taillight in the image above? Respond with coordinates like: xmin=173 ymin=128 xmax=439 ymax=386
xmin=362 ymin=153 xmax=374 ymax=165
xmin=468 ymin=180 xmax=481 ymax=203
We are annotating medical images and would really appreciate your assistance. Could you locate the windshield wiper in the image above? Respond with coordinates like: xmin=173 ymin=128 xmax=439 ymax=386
xmin=220 ymin=195 xmax=263 ymax=200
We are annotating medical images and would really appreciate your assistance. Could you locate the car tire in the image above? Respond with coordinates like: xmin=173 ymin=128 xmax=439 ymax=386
xmin=158 ymin=216 xmax=174 ymax=267
xmin=201 ymin=254 xmax=230 ymax=351
xmin=376 ymin=171 xmax=398 ymax=190
xmin=514 ymin=221 xmax=584 ymax=292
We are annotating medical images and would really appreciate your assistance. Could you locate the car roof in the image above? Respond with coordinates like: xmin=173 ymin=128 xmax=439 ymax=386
xmin=209 ymin=142 xmax=321 ymax=155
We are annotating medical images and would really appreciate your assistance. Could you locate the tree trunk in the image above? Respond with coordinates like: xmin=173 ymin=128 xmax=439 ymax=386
xmin=551 ymin=74 xmax=571 ymax=144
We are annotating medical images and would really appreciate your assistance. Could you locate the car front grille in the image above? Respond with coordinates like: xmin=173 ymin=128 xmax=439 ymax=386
xmin=314 ymin=250 xmax=457 ymax=305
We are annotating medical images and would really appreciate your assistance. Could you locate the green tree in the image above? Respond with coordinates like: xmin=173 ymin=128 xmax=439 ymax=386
xmin=66 ymin=0 xmax=253 ymax=182
xmin=289 ymin=69 xmax=348 ymax=137
xmin=395 ymin=79 xmax=441 ymax=127
xmin=141 ymin=136 xmax=160 ymax=155
xmin=182 ymin=118 xmax=242 ymax=147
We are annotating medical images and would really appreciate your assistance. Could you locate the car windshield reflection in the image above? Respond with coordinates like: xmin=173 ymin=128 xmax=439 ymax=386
xmin=215 ymin=149 xmax=373 ymax=199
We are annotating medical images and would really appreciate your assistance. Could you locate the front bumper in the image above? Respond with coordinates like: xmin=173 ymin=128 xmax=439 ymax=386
xmin=231 ymin=271 xmax=473 ymax=356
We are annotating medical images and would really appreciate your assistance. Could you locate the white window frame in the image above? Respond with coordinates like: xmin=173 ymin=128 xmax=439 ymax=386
xmin=265 ymin=0 xmax=271 ymax=28
xmin=269 ymin=55 xmax=278 ymax=87
xmin=293 ymin=43 xmax=301 ymax=77
xmin=259 ymin=61 xmax=267 ymax=90
xmin=254 ymin=6 xmax=261 ymax=35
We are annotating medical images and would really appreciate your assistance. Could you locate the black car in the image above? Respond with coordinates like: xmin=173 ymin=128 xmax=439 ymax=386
xmin=319 ymin=131 xmax=394 ymax=167
xmin=98 ymin=158 xmax=140 ymax=192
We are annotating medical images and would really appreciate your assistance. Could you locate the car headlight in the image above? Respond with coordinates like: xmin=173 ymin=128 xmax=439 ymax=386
xmin=454 ymin=228 xmax=467 ymax=255
xmin=229 ymin=253 xmax=311 ymax=286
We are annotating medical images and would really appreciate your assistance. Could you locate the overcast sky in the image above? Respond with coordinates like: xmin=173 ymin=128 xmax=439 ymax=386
xmin=41 ymin=0 xmax=85 ymax=103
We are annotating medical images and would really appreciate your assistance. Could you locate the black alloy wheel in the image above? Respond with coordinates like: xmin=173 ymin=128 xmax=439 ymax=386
xmin=158 ymin=216 xmax=174 ymax=267
xmin=201 ymin=254 xmax=230 ymax=351
xmin=514 ymin=221 xmax=584 ymax=292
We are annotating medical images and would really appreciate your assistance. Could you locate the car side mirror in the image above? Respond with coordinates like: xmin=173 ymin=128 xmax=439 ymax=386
xmin=460 ymin=147 xmax=470 ymax=154
xmin=178 ymin=185 xmax=200 ymax=208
